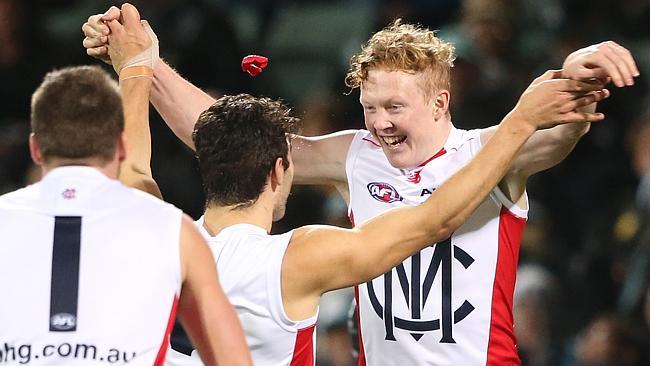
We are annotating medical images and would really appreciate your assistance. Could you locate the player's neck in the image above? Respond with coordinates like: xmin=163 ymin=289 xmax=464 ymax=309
xmin=203 ymin=201 xmax=273 ymax=236
xmin=41 ymin=159 xmax=119 ymax=180
xmin=410 ymin=119 xmax=452 ymax=168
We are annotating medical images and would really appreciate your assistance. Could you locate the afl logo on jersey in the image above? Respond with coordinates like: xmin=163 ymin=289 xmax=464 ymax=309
xmin=367 ymin=182 xmax=403 ymax=203
xmin=51 ymin=313 xmax=76 ymax=331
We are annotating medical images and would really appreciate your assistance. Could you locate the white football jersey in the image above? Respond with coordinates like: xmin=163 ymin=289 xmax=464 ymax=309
xmin=346 ymin=128 xmax=527 ymax=366
xmin=166 ymin=221 xmax=318 ymax=366
xmin=0 ymin=166 xmax=183 ymax=365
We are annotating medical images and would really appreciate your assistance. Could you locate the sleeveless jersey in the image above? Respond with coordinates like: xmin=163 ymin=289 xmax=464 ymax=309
xmin=346 ymin=128 xmax=527 ymax=366
xmin=166 ymin=221 xmax=318 ymax=366
xmin=0 ymin=166 xmax=183 ymax=365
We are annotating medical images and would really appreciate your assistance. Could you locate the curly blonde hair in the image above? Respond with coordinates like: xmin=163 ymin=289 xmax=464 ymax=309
xmin=345 ymin=19 xmax=455 ymax=96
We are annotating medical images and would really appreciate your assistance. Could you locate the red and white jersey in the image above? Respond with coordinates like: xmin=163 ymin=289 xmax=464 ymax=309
xmin=346 ymin=128 xmax=527 ymax=366
xmin=166 ymin=221 xmax=317 ymax=366
xmin=0 ymin=166 xmax=182 ymax=365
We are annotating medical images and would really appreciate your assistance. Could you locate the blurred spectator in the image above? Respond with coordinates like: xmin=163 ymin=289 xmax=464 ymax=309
xmin=514 ymin=265 xmax=567 ymax=366
xmin=566 ymin=313 xmax=650 ymax=366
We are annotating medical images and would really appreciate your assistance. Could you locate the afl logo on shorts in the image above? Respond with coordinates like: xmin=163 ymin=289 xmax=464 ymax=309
xmin=367 ymin=182 xmax=403 ymax=203
xmin=50 ymin=313 xmax=76 ymax=331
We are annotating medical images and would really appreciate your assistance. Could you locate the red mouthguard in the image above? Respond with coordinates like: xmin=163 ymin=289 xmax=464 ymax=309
xmin=241 ymin=55 xmax=269 ymax=76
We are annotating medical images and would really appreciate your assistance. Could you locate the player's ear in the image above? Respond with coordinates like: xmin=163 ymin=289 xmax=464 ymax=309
xmin=116 ymin=132 xmax=127 ymax=162
xmin=29 ymin=133 xmax=44 ymax=165
xmin=433 ymin=90 xmax=450 ymax=120
xmin=270 ymin=157 xmax=284 ymax=190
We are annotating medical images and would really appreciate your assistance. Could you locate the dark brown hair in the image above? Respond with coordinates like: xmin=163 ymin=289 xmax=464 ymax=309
xmin=193 ymin=94 xmax=299 ymax=208
xmin=31 ymin=65 xmax=123 ymax=163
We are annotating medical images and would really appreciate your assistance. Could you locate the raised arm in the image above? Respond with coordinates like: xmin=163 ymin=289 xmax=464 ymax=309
xmin=484 ymin=42 xmax=639 ymax=201
xmin=83 ymin=8 xmax=353 ymax=186
xmin=101 ymin=4 xmax=161 ymax=197
xmin=282 ymin=71 xmax=609 ymax=304
xmin=84 ymin=5 xmax=212 ymax=150
xmin=151 ymin=62 xmax=355 ymax=187
xmin=177 ymin=215 xmax=252 ymax=366
xmin=150 ymin=60 xmax=216 ymax=148
xmin=119 ymin=75 xmax=162 ymax=196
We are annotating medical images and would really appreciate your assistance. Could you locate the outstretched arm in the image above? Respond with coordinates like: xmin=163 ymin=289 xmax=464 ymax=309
xmin=283 ymin=71 xmax=609 ymax=307
xmin=487 ymin=42 xmax=639 ymax=201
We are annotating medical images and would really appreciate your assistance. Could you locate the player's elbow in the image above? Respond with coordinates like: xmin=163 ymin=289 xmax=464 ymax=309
xmin=429 ymin=216 xmax=460 ymax=242
xmin=434 ymin=224 xmax=455 ymax=243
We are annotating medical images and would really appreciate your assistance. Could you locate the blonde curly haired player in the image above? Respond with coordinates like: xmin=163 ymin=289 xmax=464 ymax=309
xmin=346 ymin=19 xmax=455 ymax=101
xmin=82 ymin=6 xmax=638 ymax=365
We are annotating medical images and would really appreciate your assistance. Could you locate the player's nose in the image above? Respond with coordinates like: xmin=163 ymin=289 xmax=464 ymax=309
xmin=372 ymin=111 xmax=394 ymax=131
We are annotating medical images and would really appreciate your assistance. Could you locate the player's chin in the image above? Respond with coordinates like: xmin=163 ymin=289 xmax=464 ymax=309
xmin=384 ymin=150 xmax=413 ymax=170
xmin=272 ymin=206 xmax=287 ymax=222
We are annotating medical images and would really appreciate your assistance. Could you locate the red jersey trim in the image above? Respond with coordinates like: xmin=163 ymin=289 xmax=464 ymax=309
xmin=290 ymin=323 xmax=317 ymax=366
xmin=354 ymin=286 xmax=367 ymax=366
xmin=404 ymin=148 xmax=447 ymax=184
xmin=486 ymin=206 xmax=525 ymax=366
xmin=418 ymin=147 xmax=447 ymax=167
xmin=362 ymin=137 xmax=381 ymax=148
xmin=153 ymin=295 xmax=179 ymax=366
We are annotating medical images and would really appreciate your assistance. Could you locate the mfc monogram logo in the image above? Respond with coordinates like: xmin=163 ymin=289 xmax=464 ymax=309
xmin=366 ymin=238 xmax=475 ymax=343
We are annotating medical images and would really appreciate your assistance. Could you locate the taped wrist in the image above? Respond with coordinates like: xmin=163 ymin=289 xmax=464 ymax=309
xmin=119 ymin=66 xmax=154 ymax=81
xmin=115 ymin=21 xmax=159 ymax=74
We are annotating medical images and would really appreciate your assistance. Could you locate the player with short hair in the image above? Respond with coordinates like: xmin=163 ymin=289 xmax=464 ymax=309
xmin=0 ymin=5 xmax=252 ymax=365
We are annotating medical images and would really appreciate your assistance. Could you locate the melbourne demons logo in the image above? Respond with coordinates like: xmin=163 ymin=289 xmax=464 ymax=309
xmin=366 ymin=238 xmax=475 ymax=342
xmin=367 ymin=182 xmax=403 ymax=203
xmin=61 ymin=188 xmax=76 ymax=200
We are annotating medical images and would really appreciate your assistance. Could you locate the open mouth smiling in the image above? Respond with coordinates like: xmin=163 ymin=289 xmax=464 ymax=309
xmin=380 ymin=135 xmax=407 ymax=147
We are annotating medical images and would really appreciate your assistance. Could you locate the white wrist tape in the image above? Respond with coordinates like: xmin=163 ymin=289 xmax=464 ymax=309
xmin=120 ymin=21 xmax=159 ymax=72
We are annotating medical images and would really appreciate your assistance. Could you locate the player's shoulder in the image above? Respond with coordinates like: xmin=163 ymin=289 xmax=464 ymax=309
xmin=445 ymin=124 xmax=484 ymax=152
xmin=112 ymin=182 xmax=181 ymax=216
xmin=0 ymin=183 xmax=40 ymax=210
xmin=217 ymin=223 xmax=292 ymax=246
xmin=120 ymin=183 xmax=180 ymax=211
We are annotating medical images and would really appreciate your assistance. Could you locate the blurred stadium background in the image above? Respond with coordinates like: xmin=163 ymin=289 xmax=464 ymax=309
xmin=1 ymin=0 xmax=649 ymax=365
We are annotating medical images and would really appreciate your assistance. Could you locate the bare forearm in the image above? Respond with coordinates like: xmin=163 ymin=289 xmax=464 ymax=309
xmin=119 ymin=76 xmax=163 ymax=198
xmin=150 ymin=61 xmax=216 ymax=150
xmin=512 ymin=117 xmax=591 ymax=177
xmin=120 ymin=77 xmax=153 ymax=174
